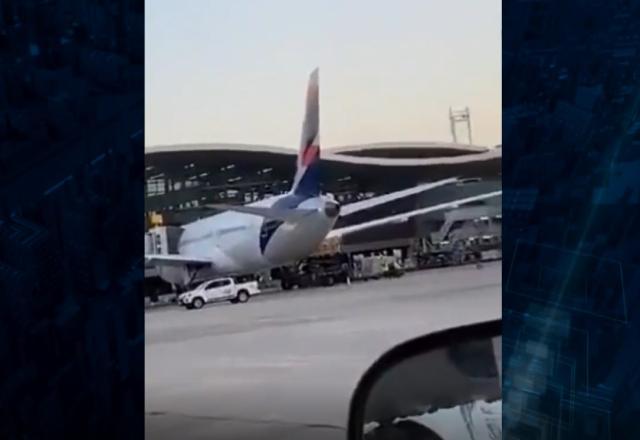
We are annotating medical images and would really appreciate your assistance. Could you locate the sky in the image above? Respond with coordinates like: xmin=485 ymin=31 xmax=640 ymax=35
xmin=145 ymin=0 xmax=501 ymax=149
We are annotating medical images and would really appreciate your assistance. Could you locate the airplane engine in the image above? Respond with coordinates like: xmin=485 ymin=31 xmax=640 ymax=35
xmin=324 ymin=200 xmax=341 ymax=218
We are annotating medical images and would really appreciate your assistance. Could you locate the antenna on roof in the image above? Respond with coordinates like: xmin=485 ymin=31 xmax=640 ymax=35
xmin=449 ymin=107 xmax=473 ymax=145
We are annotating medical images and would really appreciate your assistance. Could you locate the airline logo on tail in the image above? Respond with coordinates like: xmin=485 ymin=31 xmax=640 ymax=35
xmin=301 ymin=144 xmax=319 ymax=167
xmin=291 ymin=68 xmax=321 ymax=197
xmin=260 ymin=68 xmax=322 ymax=254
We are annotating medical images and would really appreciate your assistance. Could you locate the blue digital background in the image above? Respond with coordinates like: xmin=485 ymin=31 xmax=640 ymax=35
xmin=503 ymin=1 xmax=640 ymax=438
xmin=0 ymin=1 xmax=144 ymax=439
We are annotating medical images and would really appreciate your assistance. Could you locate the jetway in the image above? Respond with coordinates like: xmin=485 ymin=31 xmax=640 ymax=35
xmin=145 ymin=226 xmax=184 ymax=255
xmin=430 ymin=206 xmax=501 ymax=243
xmin=144 ymin=226 xmax=186 ymax=284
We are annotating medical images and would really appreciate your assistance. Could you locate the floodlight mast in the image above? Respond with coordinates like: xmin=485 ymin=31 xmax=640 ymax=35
xmin=449 ymin=107 xmax=473 ymax=145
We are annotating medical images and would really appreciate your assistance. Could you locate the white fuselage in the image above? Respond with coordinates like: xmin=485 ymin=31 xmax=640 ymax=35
xmin=158 ymin=193 xmax=338 ymax=285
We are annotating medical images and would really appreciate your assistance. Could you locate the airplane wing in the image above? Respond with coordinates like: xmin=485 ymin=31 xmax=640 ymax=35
xmin=206 ymin=204 xmax=317 ymax=222
xmin=339 ymin=177 xmax=459 ymax=217
xmin=145 ymin=254 xmax=213 ymax=267
xmin=327 ymin=191 xmax=502 ymax=238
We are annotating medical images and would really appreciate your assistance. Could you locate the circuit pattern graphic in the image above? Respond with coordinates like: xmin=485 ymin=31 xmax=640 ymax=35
xmin=0 ymin=1 xmax=144 ymax=439
xmin=503 ymin=1 xmax=640 ymax=438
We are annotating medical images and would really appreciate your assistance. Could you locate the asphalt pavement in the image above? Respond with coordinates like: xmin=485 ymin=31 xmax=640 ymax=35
xmin=145 ymin=262 xmax=501 ymax=440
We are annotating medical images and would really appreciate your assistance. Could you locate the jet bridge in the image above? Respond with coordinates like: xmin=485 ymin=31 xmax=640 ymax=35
xmin=145 ymin=226 xmax=185 ymax=281
xmin=430 ymin=206 xmax=501 ymax=243
xmin=145 ymin=226 xmax=184 ymax=255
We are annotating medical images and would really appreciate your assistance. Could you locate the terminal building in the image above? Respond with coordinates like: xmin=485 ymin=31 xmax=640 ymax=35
xmin=145 ymin=141 xmax=502 ymax=260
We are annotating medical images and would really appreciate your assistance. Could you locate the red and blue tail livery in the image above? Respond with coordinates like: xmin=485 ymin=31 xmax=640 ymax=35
xmin=291 ymin=68 xmax=321 ymax=197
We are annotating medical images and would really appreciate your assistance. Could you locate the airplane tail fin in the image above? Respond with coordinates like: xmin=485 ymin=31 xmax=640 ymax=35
xmin=290 ymin=68 xmax=321 ymax=197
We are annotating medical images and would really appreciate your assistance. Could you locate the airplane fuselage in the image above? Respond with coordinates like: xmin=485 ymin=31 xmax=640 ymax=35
xmin=157 ymin=193 xmax=339 ymax=286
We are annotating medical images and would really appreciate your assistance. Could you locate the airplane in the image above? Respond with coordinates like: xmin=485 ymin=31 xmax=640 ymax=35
xmin=145 ymin=68 xmax=501 ymax=287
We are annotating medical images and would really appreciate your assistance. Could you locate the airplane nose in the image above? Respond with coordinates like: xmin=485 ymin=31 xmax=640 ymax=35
xmin=324 ymin=201 xmax=341 ymax=218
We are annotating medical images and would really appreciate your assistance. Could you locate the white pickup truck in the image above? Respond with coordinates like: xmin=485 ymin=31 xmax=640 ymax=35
xmin=178 ymin=277 xmax=260 ymax=310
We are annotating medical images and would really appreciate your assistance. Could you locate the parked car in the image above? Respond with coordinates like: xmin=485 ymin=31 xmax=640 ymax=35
xmin=178 ymin=277 xmax=260 ymax=310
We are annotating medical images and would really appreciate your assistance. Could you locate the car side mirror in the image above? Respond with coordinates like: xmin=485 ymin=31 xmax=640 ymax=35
xmin=347 ymin=320 xmax=501 ymax=440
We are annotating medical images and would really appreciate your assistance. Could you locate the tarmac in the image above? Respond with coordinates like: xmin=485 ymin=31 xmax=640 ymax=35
xmin=145 ymin=262 xmax=501 ymax=440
